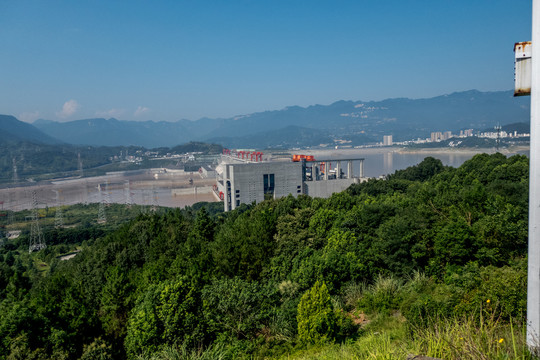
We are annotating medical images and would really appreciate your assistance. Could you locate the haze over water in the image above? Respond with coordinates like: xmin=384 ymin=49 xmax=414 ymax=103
xmin=308 ymin=148 xmax=529 ymax=178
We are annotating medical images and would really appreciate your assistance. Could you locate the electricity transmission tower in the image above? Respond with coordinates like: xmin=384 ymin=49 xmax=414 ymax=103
xmin=125 ymin=180 xmax=133 ymax=207
xmin=83 ymin=180 xmax=89 ymax=205
xmin=97 ymin=184 xmax=107 ymax=224
xmin=28 ymin=190 xmax=46 ymax=253
xmin=104 ymin=180 xmax=111 ymax=207
xmin=53 ymin=189 xmax=64 ymax=228
xmin=141 ymin=190 xmax=150 ymax=214
xmin=12 ymin=158 xmax=18 ymax=185
xmin=7 ymin=192 xmax=14 ymax=225
xmin=151 ymin=186 xmax=159 ymax=212
xmin=78 ymin=152 xmax=84 ymax=177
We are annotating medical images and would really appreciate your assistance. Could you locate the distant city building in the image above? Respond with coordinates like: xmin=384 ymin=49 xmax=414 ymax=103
xmin=460 ymin=129 xmax=474 ymax=137
xmin=431 ymin=132 xmax=443 ymax=142
xmin=442 ymin=131 xmax=452 ymax=140
xmin=383 ymin=135 xmax=393 ymax=146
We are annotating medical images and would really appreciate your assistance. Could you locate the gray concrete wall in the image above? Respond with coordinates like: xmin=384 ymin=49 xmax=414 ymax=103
xmin=227 ymin=162 xmax=303 ymax=210
xmin=305 ymin=178 xmax=359 ymax=198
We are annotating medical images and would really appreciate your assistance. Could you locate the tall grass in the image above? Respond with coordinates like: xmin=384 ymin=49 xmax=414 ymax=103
xmin=137 ymin=343 xmax=227 ymax=360
xmin=412 ymin=314 xmax=533 ymax=360
xmin=280 ymin=313 xmax=535 ymax=360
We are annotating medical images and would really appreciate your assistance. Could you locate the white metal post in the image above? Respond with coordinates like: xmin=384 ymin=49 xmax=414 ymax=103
xmin=529 ymin=0 xmax=540 ymax=349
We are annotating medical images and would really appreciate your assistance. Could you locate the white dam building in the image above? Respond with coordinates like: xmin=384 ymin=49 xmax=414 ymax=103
xmin=213 ymin=151 xmax=366 ymax=211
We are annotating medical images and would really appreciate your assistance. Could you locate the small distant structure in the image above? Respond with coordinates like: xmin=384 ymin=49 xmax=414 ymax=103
xmin=383 ymin=135 xmax=393 ymax=146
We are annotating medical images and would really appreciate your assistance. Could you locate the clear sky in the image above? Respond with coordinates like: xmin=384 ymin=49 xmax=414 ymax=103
xmin=0 ymin=0 xmax=532 ymax=122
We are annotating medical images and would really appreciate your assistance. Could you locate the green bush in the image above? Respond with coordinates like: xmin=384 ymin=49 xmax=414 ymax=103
xmin=297 ymin=281 xmax=337 ymax=344
xmin=124 ymin=276 xmax=201 ymax=358
xmin=358 ymin=274 xmax=403 ymax=314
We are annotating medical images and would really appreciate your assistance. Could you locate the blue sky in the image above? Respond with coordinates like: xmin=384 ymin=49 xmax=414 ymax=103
xmin=0 ymin=0 xmax=532 ymax=122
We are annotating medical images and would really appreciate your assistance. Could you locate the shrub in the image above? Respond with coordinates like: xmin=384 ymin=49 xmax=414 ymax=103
xmin=358 ymin=274 xmax=403 ymax=314
xmin=297 ymin=281 xmax=337 ymax=344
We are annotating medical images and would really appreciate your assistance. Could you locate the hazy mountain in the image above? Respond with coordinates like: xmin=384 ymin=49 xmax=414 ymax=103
xmin=32 ymin=90 xmax=530 ymax=148
xmin=207 ymin=125 xmax=375 ymax=149
xmin=33 ymin=117 xmax=197 ymax=148
xmin=501 ymin=122 xmax=530 ymax=134
xmin=0 ymin=115 xmax=61 ymax=145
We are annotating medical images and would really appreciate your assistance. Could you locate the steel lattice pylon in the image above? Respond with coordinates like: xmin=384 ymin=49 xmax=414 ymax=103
xmin=12 ymin=158 xmax=18 ymax=185
xmin=54 ymin=189 xmax=64 ymax=229
xmin=29 ymin=190 xmax=46 ymax=253
xmin=125 ymin=180 xmax=133 ymax=207
xmin=97 ymin=184 xmax=107 ymax=224
xmin=78 ymin=152 xmax=83 ymax=177
xmin=151 ymin=185 xmax=159 ymax=212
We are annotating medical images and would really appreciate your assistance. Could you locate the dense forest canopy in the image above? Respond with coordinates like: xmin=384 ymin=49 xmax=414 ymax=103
xmin=0 ymin=153 xmax=530 ymax=359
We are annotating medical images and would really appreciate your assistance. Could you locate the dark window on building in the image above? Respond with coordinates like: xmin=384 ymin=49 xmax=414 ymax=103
xmin=263 ymin=173 xmax=275 ymax=200
xmin=236 ymin=200 xmax=240 ymax=206
xmin=263 ymin=174 xmax=275 ymax=194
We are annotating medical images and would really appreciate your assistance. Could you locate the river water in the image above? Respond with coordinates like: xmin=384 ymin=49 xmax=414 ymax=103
xmin=306 ymin=147 xmax=529 ymax=178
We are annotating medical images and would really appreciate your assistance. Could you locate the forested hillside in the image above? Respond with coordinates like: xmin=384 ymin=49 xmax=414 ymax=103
xmin=0 ymin=153 xmax=531 ymax=359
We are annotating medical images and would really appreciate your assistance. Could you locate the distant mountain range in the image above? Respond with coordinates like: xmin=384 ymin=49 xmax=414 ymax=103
xmin=2 ymin=89 xmax=532 ymax=148
xmin=0 ymin=114 xmax=60 ymax=145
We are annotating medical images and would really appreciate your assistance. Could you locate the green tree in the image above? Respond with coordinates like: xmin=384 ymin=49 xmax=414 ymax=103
xmin=202 ymin=277 xmax=275 ymax=340
xmin=99 ymin=266 xmax=133 ymax=339
xmin=124 ymin=276 xmax=200 ymax=358
xmin=297 ymin=281 xmax=337 ymax=344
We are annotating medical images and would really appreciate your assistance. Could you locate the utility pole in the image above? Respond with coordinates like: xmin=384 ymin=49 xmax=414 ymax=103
xmin=529 ymin=0 xmax=540 ymax=350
